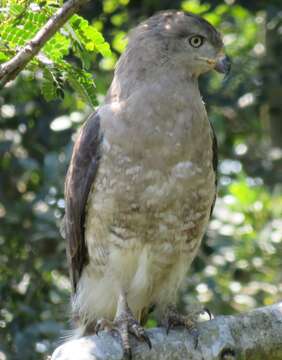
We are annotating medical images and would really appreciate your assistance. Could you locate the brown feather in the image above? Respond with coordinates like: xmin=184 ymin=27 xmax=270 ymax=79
xmin=209 ymin=121 xmax=218 ymax=217
xmin=64 ymin=112 xmax=102 ymax=292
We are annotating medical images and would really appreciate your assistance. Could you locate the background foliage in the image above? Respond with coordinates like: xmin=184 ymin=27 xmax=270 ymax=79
xmin=0 ymin=0 xmax=281 ymax=359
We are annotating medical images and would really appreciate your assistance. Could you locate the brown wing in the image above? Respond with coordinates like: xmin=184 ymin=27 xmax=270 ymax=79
xmin=64 ymin=112 xmax=102 ymax=293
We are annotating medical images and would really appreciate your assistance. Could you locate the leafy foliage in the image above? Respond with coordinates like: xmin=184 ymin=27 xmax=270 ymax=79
xmin=0 ymin=0 xmax=281 ymax=359
xmin=0 ymin=0 xmax=111 ymax=107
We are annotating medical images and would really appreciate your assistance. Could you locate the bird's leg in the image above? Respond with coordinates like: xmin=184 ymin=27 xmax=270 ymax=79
xmin=162 ymin=304 xmax=212 ymax=349
xmin=95 ymin=290 xmax=151 ymax=359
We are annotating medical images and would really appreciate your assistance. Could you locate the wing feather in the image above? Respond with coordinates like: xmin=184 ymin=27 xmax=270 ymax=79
xmin=64 ymin=112 xmax=102 ymax=292
xmin=210 ymin=121 xmax=218 ymax=217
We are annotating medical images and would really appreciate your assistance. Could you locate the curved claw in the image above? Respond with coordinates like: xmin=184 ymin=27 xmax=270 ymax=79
xmin=141 ymin=333 xmax=152 ymax=349
xmin=94 ymin=319 xmax=113 ymax=336
xmin=94 ymin=321 xmax=101 ymax=336
xmin=130 ymin=322 xmax=152 ymax=350
xmin=202 ymin=307 xmax=212 ymax=320
xmin=166 ymin=320 xmax=172 ymax=335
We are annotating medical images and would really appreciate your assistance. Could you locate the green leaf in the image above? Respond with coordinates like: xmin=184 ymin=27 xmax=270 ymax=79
xmin=204 ymin=13 xmax=221 ymax=26
xmin=43 ymin=32 xmax=71 ymax=61
xmin=95 ymin=42 xmax=112 ymax=57
xmin=229 ymin=180 xmax=259 ymax=207
xmin=103 ymin=0 xmax=119 ymax=14
xmin=58 ymin=61 xmax=97 ymax=107
xmin=0 ymin=51 xmax=9 ymax=62
xmin=111 ymin=13 xmax=128 ymax=27
xmin=0 ymin=11 xmax=48 ymax=48
xmin=40 ymin=67 xmax=61 ymax=101
xmin=112 ymin=31 xmax=127 ymax=53
xmin=69 ymin=14 xmax=111 ymax=57
xmin=181 ymin=0 xmax=210 ymax=14
xmin=9 ymin=4 xmax=25 ymax=17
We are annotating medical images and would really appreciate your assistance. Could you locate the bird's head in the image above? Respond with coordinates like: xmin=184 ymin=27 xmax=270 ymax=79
xmin=129 ymin=10 xmax=231 ymax=78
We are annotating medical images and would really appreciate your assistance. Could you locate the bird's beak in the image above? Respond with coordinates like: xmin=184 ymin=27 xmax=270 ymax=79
xmin=214 ymin=55 xmax=231 ymax=75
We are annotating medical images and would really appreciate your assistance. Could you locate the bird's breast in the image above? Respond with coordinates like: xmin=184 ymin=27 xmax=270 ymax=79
xmin=85 ymin=98 xmax=216 ymax=253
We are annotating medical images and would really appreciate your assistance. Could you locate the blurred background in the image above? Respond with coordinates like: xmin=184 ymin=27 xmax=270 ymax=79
xmin=0 ymin=0 xmax=281 ymax=359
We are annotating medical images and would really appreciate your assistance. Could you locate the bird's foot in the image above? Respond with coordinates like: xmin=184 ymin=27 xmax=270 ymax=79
xmin=162 ymin=304 xmax=212 ymax=349
xmin=95 ymin=311 xmax=151 ymax=359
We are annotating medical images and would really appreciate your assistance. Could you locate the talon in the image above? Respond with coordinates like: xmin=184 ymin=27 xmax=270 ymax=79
xmin=166 ymin=326 xmax=171 ymax=335
xmin=94 ymin=318 xmax=112 ymax=335
xmin=165 ymin=319 xmax=170 ymax=335
xmin=162 ymin=304 xmax=203 ymax=349
xmin=141 ymin=333 xmax=152 ymax=349
xmin=129 ymin=321 xmax=152 ymax=350
xmin=166 ymin=320 xmax=172 ymax=335
xmin=203 ymin=307 xmax=212 ymax=320
xmin=94 ymin=321 xmax=101 ymax=335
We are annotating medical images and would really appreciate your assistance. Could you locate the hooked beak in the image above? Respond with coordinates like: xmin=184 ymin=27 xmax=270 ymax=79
xmin=214 ymin=55 xmax=231 ymax=75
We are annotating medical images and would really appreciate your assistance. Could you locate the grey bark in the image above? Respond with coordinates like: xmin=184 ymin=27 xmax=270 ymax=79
xmin=0 ymin=0 xmax=89 ymax=87
xmin=51 ymin=302 xmax=282 ymax=360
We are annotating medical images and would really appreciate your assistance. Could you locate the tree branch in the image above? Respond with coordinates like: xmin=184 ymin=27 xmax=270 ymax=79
xmin=51 ymin=303 xmax=282 ymax=360
xmin=0 ymin=0 xmax=89 ymax=87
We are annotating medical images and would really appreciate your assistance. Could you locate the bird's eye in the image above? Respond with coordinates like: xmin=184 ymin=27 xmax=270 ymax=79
xmin=188 ymin=35 xmax=205 ymax=48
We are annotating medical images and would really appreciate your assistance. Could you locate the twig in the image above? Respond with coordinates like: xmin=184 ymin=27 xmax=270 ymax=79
xmin=0 ymin=0 xmax=89 ymax=87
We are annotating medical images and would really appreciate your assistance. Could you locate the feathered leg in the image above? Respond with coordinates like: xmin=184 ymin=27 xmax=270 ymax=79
xmin=95 ymin=290 xmax=151 ymax=359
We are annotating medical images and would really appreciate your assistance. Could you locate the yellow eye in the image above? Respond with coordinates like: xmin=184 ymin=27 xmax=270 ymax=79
xmin=189 ymin=35 xmax=205 ymax=48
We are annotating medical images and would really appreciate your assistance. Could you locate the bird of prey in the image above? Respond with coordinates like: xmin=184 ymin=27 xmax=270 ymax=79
xmin=64 ymin=10 xmax=230 ymax=358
